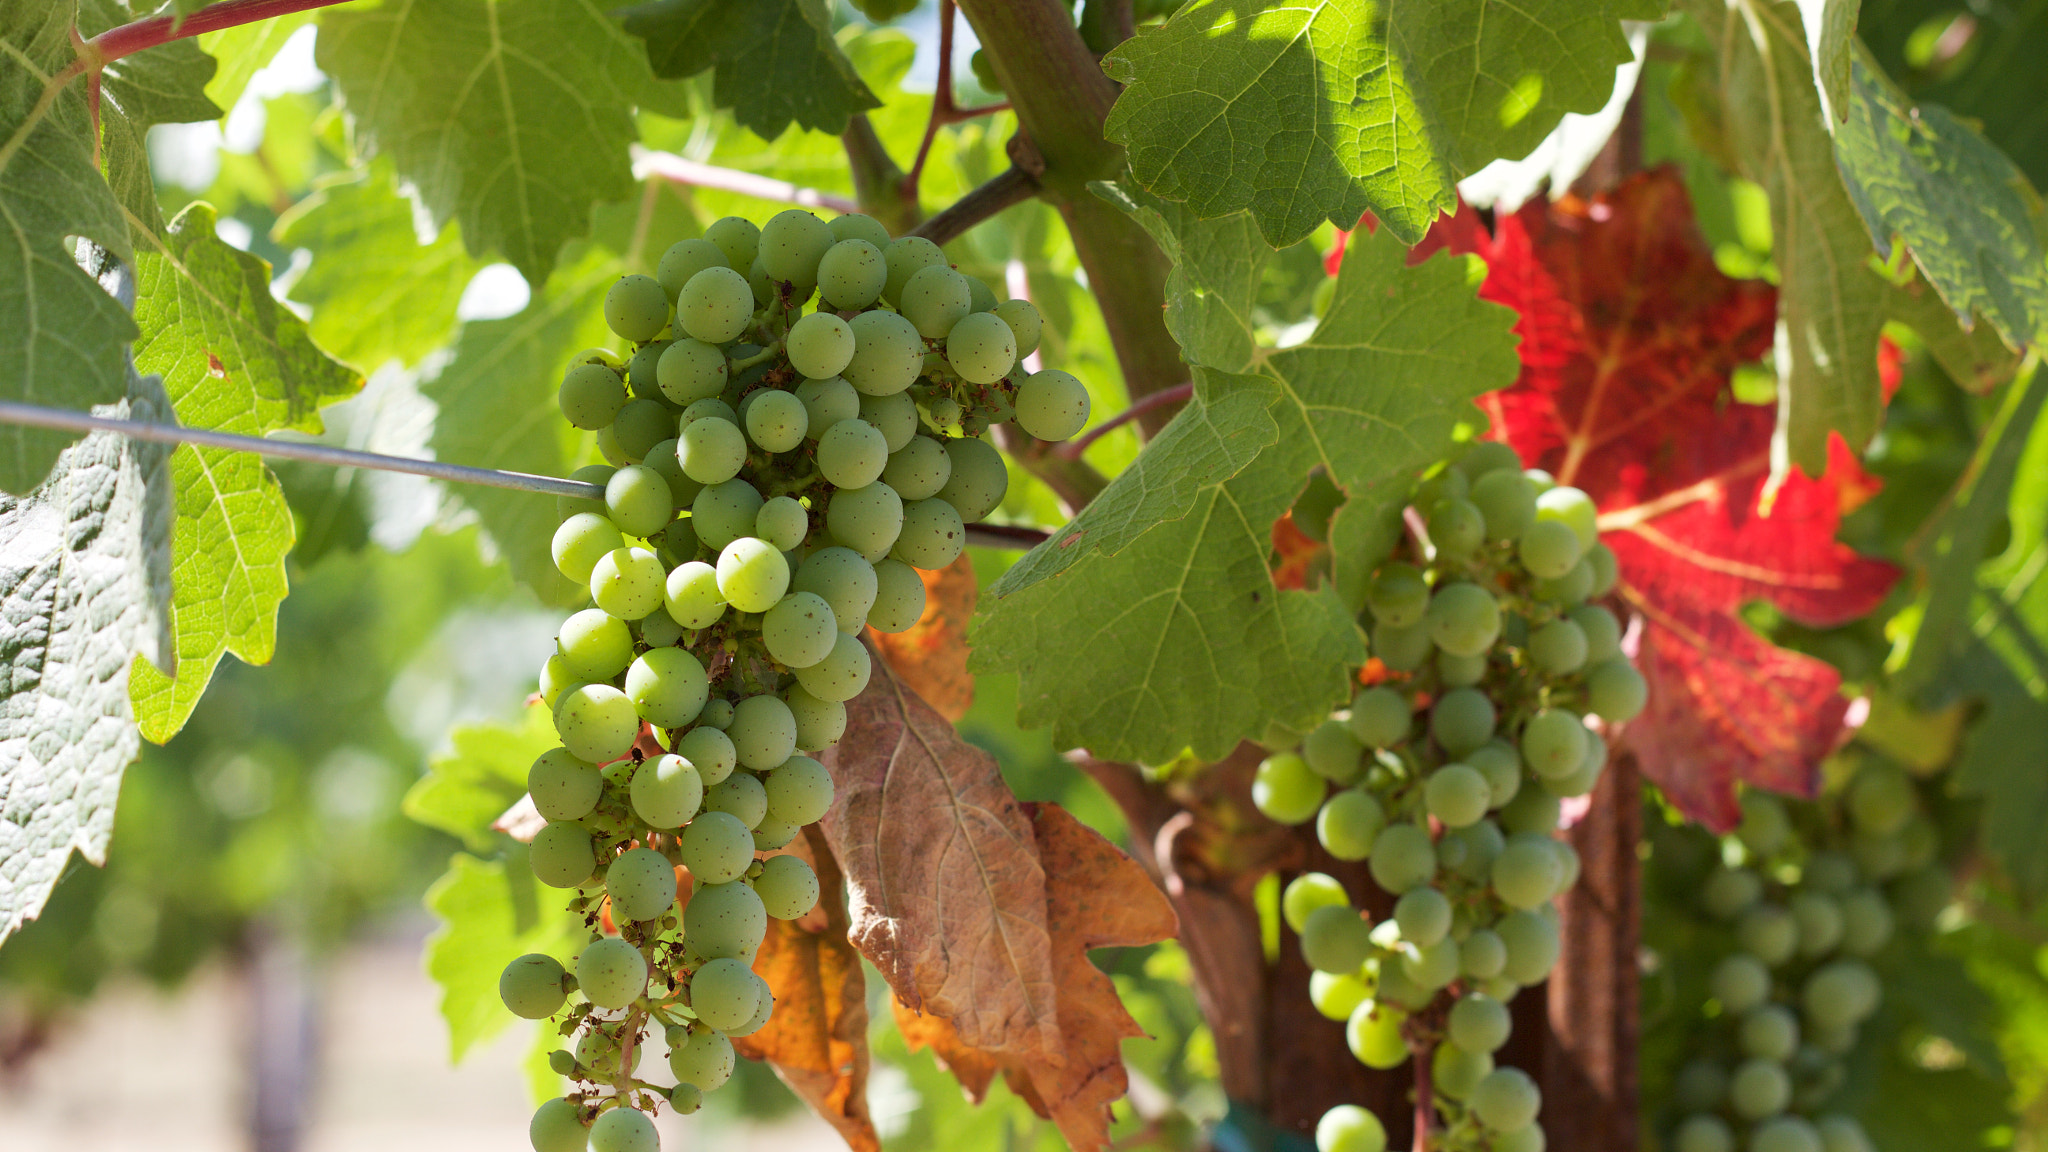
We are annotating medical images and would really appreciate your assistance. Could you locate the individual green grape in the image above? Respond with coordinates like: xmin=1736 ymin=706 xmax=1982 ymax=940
xmin=1283 ymin=872 xmax=1350 ymax=934
xmin=678 ymin=810 xmax=754 ymax=886
xmin=761 ymin=592 xmax=838 ymax=669
xmin=614 ymin=398 xmax=676 ymax=463
xmin=882 ymin=436 xmax=953 ymax=501
xmin=1301 ymin=903 xmax=1373 ymax=974
xmin=1347 ymin=1001 xmax=1410 ymax=1069
xmin=880 ymin=235 xmax=944 ymax=303
xmin=1470 ymin=468 xmax=1538 ymax=541
xmin=786 ymin=311 xmax=856 ymax=380
xmin=1401 ymin=940 xmax=1461 ymax=993
xmin=859 ymin=389 xmax=918 ymax=453
xmin=818 ymin=239 xmax=886 ymax=310
xmin=936 ymin=437 xmax=1009 ymax=521
xmin=1469 ymin=1067 xmax=1540 ymax=1132
xmin=828 ymin=482 xmax=905 ymax=562
xmin=1536 ymin=485 xmax=1598 ymax=550
xmin=1252 ymin=752 xmax=1325 ymax=825
xmin=817 ymin=419 xmax=890 ymax=489
xmin=681 ymin=396 xmax=739 ymax=427
xmin=531 ymin=821 xmax=596 ymax=888
xmin=678 ymin=266 xmax=754 ymax=344
xmin=729 ymin=972 xmax=776 ymax=1035
xmin=530 ymin=748 xmax=602 ymax=822
xmin=632 ymin=753 xmax=703 ymax=829
xmin=1458 ymin=440 xmax=1521 ymax=476
xmin=1813 ymin=1115 xmax=1873 ymax=1152
xmin=1426 ymin=765 xmax=1492 ymax=828
xmin=560 ymin=361 xmax=628 ymax=431
xmin=604 ymin=465 xmax=674 ymax=539
xmin=895 ymin=264 xmax=969 ymax=339
xmin=1500 ymin=784 xmax=1562 ymax=836
xmin=690 ymin=956 xmax=760 ymax=1032
xmin=727 ymin=694 xmax=797 ymax=771
xmin=654 ymin=338 xmax=727 ymax=407
xmin=1367 ymin=563 xmax=1429 ymax=626
xmin=1742 ymin=1004 xmax=1801 ymax=1061
xmin=500 ymin=953 xmax=568 ymax=1019
xmin=1311 ymin=970 xmax=1373 ymax=1022
xmin=793 ymin=629 xmax=873 ymax=702
xmin=1014 ymin=368 xmax=1092 ymax=441
xmin=1673 ymin=1115 xmax=1734 ymax=1152
xmin=1369 ymin=823 xmax=1437 ymax=894
xmin=795 ymin=376 xmax=861 ymax=437
xmin=944 ymin=311 xmax=1018 ymax=384
xmin=1585 ymin=541 xmax=1619 ymax=596
xmin=668 ymin=1026 xmax=735 ymax=1091
xmin=1393 ymin=886 xmax=1451 ymax=946
xmin=1752 ymin=1117 xmax=1823 ymax=1152
xmin=1519 ymin=707 xmax=1588 ymax=779
xmin=927 ymin=396 xmax=964 ymax=430
xmin=1491 ymin=835 xmax=1564 ymax=909
xmin=664 ymin=561 xmax=727 ymax=629
xmin=552 ymin=513 xmax=623 ymax=584
xmin=1730 ymin=1058 xmax=1791 ymax=1120
xmin=704 ymin=216 xmax=761 ymax=274
xmin=707 ymin=772 xmax=768 ymax=829
xmin=627 ymin=339 xmax=671 ymax=401
xmin=657 ymin=237 xmax=729 ymax=301
xmin=1527 ymin=620 xmax=1589 ymax=677
xmin=794 ymin=547 xmax=879 ymax=634
xmin=747 ymin=256 xmax=775 ymax=306
xmin=1674 ymin=1059 xmax=1730 ymax=1112
xmin=1460 ymin=928 xmax=1507 ymax=979
xmin=675 ymin=725 xmax=737 ymax=787
xmin=604 ymin=274 xmax=669 ymax=342
xmin=1433 ymin=1044 xmax=1494 ymax=1102
xmin=992 ymin=297 xmax=1042 ymax=356
xmin=690 ymin=479 xmax=764 ymax=552
xmin=751 ymin=818 xmax=800 ymax=853
xmin=530 ymin=1097 xmax=587 ymax=1152
xmin=761 ymin=209 xmax=835 ymax=284
xmin=1428 ymin=497 xmax=1486 ymax=560
xmin=606 ymin=846 xmax=678 ymax=923
xmin=557 ymin=463 xmax=617 ymax=521
xmin=596 ymin=424 xmax=628 ymax=467
xmin=841 ymin=310 xmax=923 ymax=398
xmin=587 ymin=1105 xmax=657 ymax=1152
xmin=1737 ymin=790 xmax=1792 ymax=856
xmin=1427 ymin=582 xmax=1501 ymax=657
xmin=556 ymin=602 xmax=637 ymax=680
xmin=1445 ymin=992 xmax=1511 ymax=1054
xmin=1496 ymin=909 xmax=1560 ymax=984
xmin=858 ymin=560 xmax=920 ymax=635
xmin=1434 ymin=650 xmax=1485 ymax=688
xmin=826 ymin=212 xmax=889 ymax=247
xmin=667 ymin=1082 xmax=703 ymax=1115
xmin=1802 ymin=960 xmax=1880 ymax=1029
xmin=1740 ymin=903 xmax=1799 ymax=965
xmin=1303 ymin=720 xmax=1365 ymax=783
xmin=642 ymin=441 xmax=703 ymax=511
xmin=1793 ymin=891 xmax=1844 ymax=957
xmin=576 ymin=937 xmax=648 ymax=1010
xmin=676 ymin=416 xmax=746 ymax=487
xmin=1703 ymin=867 xmax=1763 ymax=919
xmin=1347 ymin=687 xmax=1411 ymax=748
xmin=754 ymin=853 xmax=822 ymax=920
xmin=1430 ymin=687 xmax=1496 ymax=756
xmin=555 ymin=684 xmax=640 ymax=764
xmin=893 ymin=498 xmax=965 ymax=570
xmin=754 ymin=495 xmax=810 ymax=552
xmin=1518 ymin=519 xmax=1582 ymax=580
xmin=1711 ymin=953 xmax=1771 ymax=1015
xmin=626 ymin=647 xmax=709 ymax=729
xmin=1847 ymin=762 xmax=1914 ymax=835
xmin=1466 ymin=742 xmax=1521 ymax=809
xmin=656 ymin=516 xmax=701 ymax=565
xmin=740 ymin=392 xmax=805 ymax=457
xmin=716 ymin=537 xmax=791 ymax=613
xmin=1585 ymin=657 xmax=1646 ymax=722
xmin=1837 ymin=888 xmax=1894 ymax=956
xmin=686 ymin=879 xmax=768 ymax=961
xmin=590 ymin=546 xmax=664 ymax=619
xmin=786 ymin=684 xmax=848 ymax=751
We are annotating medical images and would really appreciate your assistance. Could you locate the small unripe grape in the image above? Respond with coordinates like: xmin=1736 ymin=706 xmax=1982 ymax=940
xmin=1814 ymin=1115 xmax=1873 ymax=1152
xmin=1492 ymin=835 xmax=1564 ymax=909
xmin=1585 ymin=657 xmax=1647 ymax=722
xmin=1300 ymin=903 xmax=1372 ymax=974
xmin=1367 ymin=563 xmax=1429 ymax=626
xmin=828 ymin=482 xmax=904 ymax=562
xmin=1470 ymin=1067 xmax=1541 ymax=1131
xmin=1014 ymin=369 xmax=1091 ymax=441
xmin=1316 ymin=1104 xmax=1387 ymax=1152
xmin=678 ymin=266 xmax=754 ymax=344
xmin=499 ymin=953 xmax=568 ymax=1019
xmin=1252 ymin=752 xmax=1325 ymax=825
xmin=555 ymin=684 xmax=640 ymax=764
xmin=1536 ymin=485 xmax=1598 ymax=550
xmin=1471 ymin=468 xmax=1538 ymax=540
xmin=1433 ymin=1044 xmax=1494 ymax=1101
xmin=794 ymin=546 xmax=879 ymax=634
xmin=1802 ymin=960 xmax=1880 ymax=1029
xmin=631 ymin=753 xmax=703 ymax=829
xmin=763 ymin=592 xmax=839 ymax=669
xmin=1495 ymin=909 xmax=1560 ymax=984
xmin=1528 ymin=618 xmax=1588 ymax=675
xmin=796 ymin=376 xmax=861 ymax=435
xmin=1518 ymin=519 xmax=1582 ymax=579
xmin=1310 ymin=970 xmax=1371 ymax=1022
xmin=729 ymin=694 xmax=799 ymax=771
xmin=792 ymin=629 xmax=873 ymax=702
xmin=1792 ymin=891 xmax=1844 ymax=956
xmin=818 ymin=238 xmax=887 ymax=310
xmin=1520 ymin=708 xmax=1588 ymax=779
xmin=1317 ymin=789 xmax=1384 ymax=860
xmin=893 ymin=498 xmax=965 ymax=570
xmin=993 ymin=297 xmax=1042 ymax=355
xmin=1368 ymin=823 xmax=1437 ymax=894
xmin=530 ymin=1098 xmax=586 ymax=1152
xmin=1729 ymin=1057 xmax=1790 ymax=1120
xmin=1347 ymin=687 xmax=1411 ymax=747
xmin=1752 ymin=1117 xmax=1823 ymax=1152
xmin=1837 ymin=887 xmax=1894 ymax=956
xmin=755 ymin=495 xmax=810 ymax=552
xmin=1281 ymin=872 xmax=1349 ymax=934
xmin=787 ymin=311 xmax=857 ymax=380
xmin=818 ymin=419 xmax=891 ymax=489
xmin=945 ymin=311 xmax=1018 ymax=383
xmin=761 ymin=209 xmax=835 ymax=285
xmin=1394 ymin=886 xmax=1451 ymax=946
xmin=1467 ymin=742 xmax=1521 ymax=808
xmin=842 ymin=310 xmax=923 ymax=396
xmin=707 ymin=772 xmax=769 ymax=829
xmin=899 ymin=265 xmax=972 ymax=338
xmin=686 ymin=880 xmax=769 ymax=961
xmin=577 ymin=937 xmax=649 ymax=1010
xmin=704 ymin=216 xmax=761 ymax=273
xmin=1741 ymin=1004 xmax=1801 ymax=1061
xmin=530 ymin=821 xmax=596 ymax=888
xmin=1500 ymin=785 xmax=1562 ymax=836
xmin=678 ymin=810 xmax=755 ymax=885
xmin=1711 ymin=953 xmax=1772 ymax=1013
xmin=745 ymin=391 xmax=809 ymax=454
xmin=1847 ymin=761 xmax=1915 ymax=835
xmin=690 ymin=956 xmax=760 ymax=1032
xmin=657 ymin=237 xmax=729 ymax=300
xmin=1370 ymin=616 xmax=1431 ymax=663
xmin=591 ymin=546 xmax=665 ymax=619
xmin=607 ymin=846 xmax=679 ymax=923
xmin=1739 ymin=903 xmax=1799 ymax=966
xmin=675 ymin=724 xmax=738 ymax=786
xmin=553 ymin=512 xmax=623 ymax=584
xmin=787 ymin=683 xmax=848 ymax=750
xmin=764 ymin=754 xmax=834 ymax=826
xmin=1426 ymin=764 xmax=1492 ymax=828
xmin=1437 ymin=650 xmax=1487 ymax=687
xmin=755 ymin=853 xmax=822 ymax=919
xmin=936 ymin=436 xmax=1009 ymax=521
xmin=1461 ymin=928 xmax=1507 ymax=979
xmin=1570 ymin=604 xmax=1623 ymax=662
xmin=529 ymin=748 xmax=601 ymax=822
xmin=1448 ymin=992 xmax=1511 ymax=1053
xmin=1428 ymin=497 xmax=1485 ymax=559
xmin=605 ymin=274 xmax=669 ymax=342
xmin=859 ymin=389 xmax=918 ymax=453
xmin=664 ymin=560 xmax=728 ymax=629
xmin=669 ymin=1026 xmax=735 ymax=1092
xmin=560 ymin=361 xmax=628 ymax=431
xmin=679 ymin=416 xmax=748 ymax=486
xmin=1427 ymin=582 xmax=1501 ymax=657
xmin=587 ymin=1104 xmax=658 ymax=1152
xmin=717 ymin=537 xmax=791 ymax=613
xmin=691 ymin=478 xmax=763 ymax=552
xmin=1673 ymin=1115 xmax=1734 ymax=1152
xmin=1737 ymin=790 xmax=1793 ymax=855
xmin=1346 ymin=1000 xmax=1410 ymax=1069
xmin=1704 ymin=867 xmax=1763 ymax=919
xmin=1430 ymin=686 xmax=1496 ymax=756
xmin=882 ymin=436 xmax=954 ymax=501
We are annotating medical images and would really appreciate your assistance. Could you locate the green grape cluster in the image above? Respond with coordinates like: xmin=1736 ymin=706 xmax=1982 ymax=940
xmin=1255 ymin=441 xmax=1648 ymax=1152
xmin=1658 ymin=757 xmax=1944 ymax=1152
xmin=516 ymin=209 xmax=1075 ymax=1150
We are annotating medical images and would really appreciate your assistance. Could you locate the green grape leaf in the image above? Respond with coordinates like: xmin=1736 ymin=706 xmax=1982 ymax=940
xmin=424 ymin=850 xmax=581 ymax=1063
xmin=317 ymin=0 xmax=688 ymax=287
xmin=1102 ymin=0 xmax=1660 ymax=247
xmin=1834 ymin=52 xmax=2048 ymax=352
xmin=1092 ymin=180 xmax=1270 ymax=373
xmin=0 ymin=0 xmax=141 ymax=493
xmin=974 ymin=226 xmax=1517 ymax=763
xmin=275 ymin=165 xmax=486 ymax=372
xmin=620 ymin=0 xmax=880 ymax=139
xmin=124 ymin=202 xmax=361 ymax=742
xmin=197 ymin=10 xmax=317 ymax=113
xmin=424 ymin=248 xmax=616 ymax=605
xmin=1797 ymin=0 xmax=1856 ymax=120
xmin=404 ymin=703 xmax=558 ymax=851
xmin=1687 ymin=0 xmax=1888 ymax=476
xmin=0 ymin=369 xmax=175 ymax=942
xmin=1885 ymin=274 xmax=2024 ymax=397
xmin=79 ymin=0 xmax=221 ymax=128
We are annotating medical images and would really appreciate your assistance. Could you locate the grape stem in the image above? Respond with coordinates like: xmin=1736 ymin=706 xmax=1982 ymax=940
xmin=901 ymin=1 xmax=1015 ymax=207
xmin=910 ymin=165 xmax=1040 ymax=247
xmin=85 ymin=0 xmax=350 ymax=62
xmin=631 ymin=147 xmax=861 ymax=215
xmin=1053 ymin=381 xmax=1192 ymax=460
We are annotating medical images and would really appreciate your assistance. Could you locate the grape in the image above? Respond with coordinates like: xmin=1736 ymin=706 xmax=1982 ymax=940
xmin=560 ymin=361 xmax=628 ymax=431
xmin=843 ymin=310 xmax=923 ymax=397
xmin=1346 ymin=689 xmax=1410 ymax=749
xmin=1427 ymin=582 xmax=1501 ymax=657
xmin=1848 ymin=762 xmax=1914 ymax=835
xmin=787 ymin=683 xmax=849 ymax=750
xmin=1519 ymin=707 xmax=1587 ymax=779
xmin=1673 ymin=1115 xmax=1734 ymax=1152
xmin=1730 ymin=1058 xmax=1791 ymax=1119
xmin=1792 ymin=891 xmax=1844 ymax=956
xmin=678 ymin=810 xmax=754 ymax=885
xmin=1375 ymin=959 xmax=1435 ymax=1011
xmin=727 ymin=694 xmax=798 ymax=771
xmin=705 ymin=216 xmax=761 ymax=273
xmin=614 ymin=398 xmax=676 ymax=462
xmin=893 ymin=498 xmax=965 ymax=570
xmin=668 ymin=1026 xmax=735 ymax=1091
xmin=626 ymin=647 xmax=709 ymax=729
xmin=1837 ymin=888 xmax=1893 ymax=956
xmin=1741 ymin=1004 xmax=1801 ymax=1061
xmin=1527 ymin=618 xmax=1588 ymax=676
xmin=828 ymin=482 xmax=905 ymax=562
xmin=1433 ymin=1044 xmax=1494 ymax=1102
xmin=500 ymin=953 xmax=568 ymax=1019
xmin=675 ymin=725 xmax=738 ymax=787
xmin=793 ymin=629 xmax=873 ymax=702
xmin=1014 ymin=368 xmax=1092 ymax=441
xmin=1541 ymin=725 xmax=1606 ymax=798
xmin=686 ymin=879 xmax=768 ymax=961
xmin=1253 ymin=752 xmax=1325 ymax=824
xmin=1518 ymin=519 xmax=1582 ymax=580
xmin=690 ymin=956 xmax=760 ymax=1032
xmin=758 ymin=756 xmax=830 ymax=828
xmin=1496 ymin=909 xmax=1560 ymax=984
xmin=893 ymin=265 xmax=968 ymax=339
xmin=818 ymin=419 xmax=890 ymax=489
xmin=1465 ymin=742 xmax=1521 ymax=808
xmin=604 ymin=274 xmax=669 ymax=342
xmin=752 ymin=819 xmax=799 ymax=852
xmin=1367 ymin=563 xmax=1429 ymax=626
xmin=978 ymin=298 xmax=1037 ymax=358
xmin=1372 ymin=619 xmax=1434 ymax=671
xmin=707 ymin=772 xmax=768 ymax=828
xmin=657 ymin=237 xmax=729 ymax=301
xmin=1802 ymin=960 xmax=1880 ymax=1028
xmin=735 ymin=393 xmax=806 ymax=459
xmin=762 ymin=592 xmax=839 ymax=669
xmin=1469 ymin=1067 xmax=1540 ymax=1131
xmin=664 ymin=561 xmax=728 ymax=629
xmin=1753 ymin=1117 xmax=1823 ymax=1152
xmin=552 ymin=512 xmax=622 ymax=584
xmin=1303 ymin=720 xmax=1365 ymax=783
xmin=698 ymin=698 xmax=736 ymax=730
xmin=1301 ymin=903 xmax=1373 ymax=974
xmin=747 ymin=257 xmax=775 ymax=306
xmin=792 ymin=547 xmax=878 ymax=634
xmin=1461 ymin=928 xmax=1507 ymax=979
xmin=1444 ymin=992 xmax=1510 ymax=1054
xmin=822 ymin=212 xmax=886 ymax=247
xmin=530 ymin=1098 xmax=586 ymax=1152
xmin=1585 ymin=657 xmax=1646 ymax=722
xmin=678 ymin=266 xmax=754 ymax=344
xmin=786 ymin=312 xmax=856 ymax=380
xmin=558 ymin=607 xmax=637 ymax=679
xmin=676 ymin=416 xmax=746 ymax=487
xmin=1586 ymin=541 xmax=1619 ymax=596
xmin=758 ymin=210 xmax=833 ymax=285
xmin=1346 ymin=1000 xmax=1410 ymax=1068
xmin=1428 ymin=497 xmax=1486 ymax=560
xmin=1425 ymin=764 xmax=1492 ymax=828
xmin=642 ymin=441 xmax=703 ymax=510
xmin=1282 ymin=872 xmax=1350 ymax=934
xmin=753 ymin=495 xmax=809 ymax=553
xmin=1500 ymin=785 xmax=1561 ymax=835
xmin=1316 ymin=1105 xmax=1387 ymax=1152
xmin=1536 ymin=485 xmax=1598 ymax=550
xmin=600 ymin=465 xmax=671 ymax=539
xmin=530 ymin=748 xmax=601 ymax=821
xmin=944 ymin=311 xmax=1018 ymax=384
xmin=556 ymin=684 xmax=640 ymax=763
xmin=1492 ymin=835 xmax=1565 ymax=909
xmin=1368 ymin=823 xmax=1437 ymax=894
xmin=859 ymin=389 xmax=919 ymax=452
xmin=631 ymin=753 xmax=703 ymax=829
xmin=880 ymin=236 xmax=944 ymax=303
xmin=755 ymin=853 xmax=821 ymax=920
xmin=928 ymin=396 xmax=964 ymax=430
xmin=605 ymin=846 xmax=678 ymax=923
xmin=1470 ymin=468 xmax=1538 ymax=541
xmin=558 ymin=463 xmax=617 ymax=521
xmin=576 ymin=937 xmax=648 ymax=1010
xmin=596 ymin=424 xmax=628 ymax=466
xmin=681 ymin=397 xmax=739 ymax=427
xmin=1740 ymin=903 xmax=1798 ymax=965
xmin=590 ymin=546 xmax=664 ymax=620
xmin=1394 ymin=886 xmax=1451 ymax=946
xmin=1430 ymin=687 xmax=1496 ymax=756
xmin=1737 ymin=791 xmax=1792 ymax=856
xmin=882 ymin=436 xmax=954 ymax=501
xmin=730 ymin=972 xmax=776 ymax=1035
xmin=1455 ymin=440 xmax=1518 ymax=476
xmin=531 ymin=821 xmax=596 ymax=888
xmin=818 ymin=238 xmax=886 ymax=310
xmin=1704 ymin=867 xmax=1763 ymax=919
xmin=936 ymin=436 xmax=1009 ymax=521
xmin=627 ymin=340 xmax=671 ymax=402
xmin=588 ymin=1106 xmax=658 ymax=1152
xmin=716 ymin=537 xmax=791 ymax=613
xmin=690 ymin=479 xmax=764 ymax=552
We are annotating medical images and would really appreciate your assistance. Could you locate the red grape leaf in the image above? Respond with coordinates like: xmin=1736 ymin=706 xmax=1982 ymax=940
xmin=1412 ymin=169 xmax=1900 ymax=829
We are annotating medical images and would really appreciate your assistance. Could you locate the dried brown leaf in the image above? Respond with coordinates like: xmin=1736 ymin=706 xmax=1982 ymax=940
xmin=891 ymin=994 xmax=1002 ymax=1102
xmin=867 ymin=554 xmax=977 ymax=721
